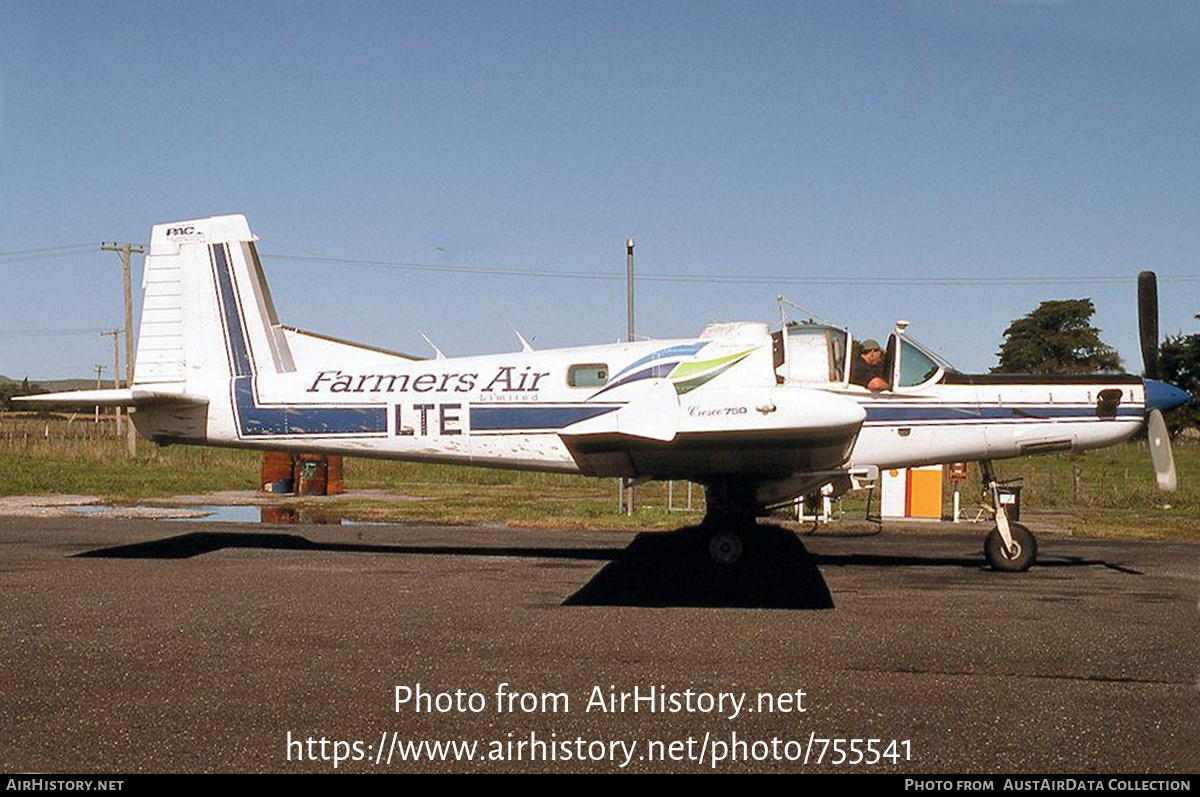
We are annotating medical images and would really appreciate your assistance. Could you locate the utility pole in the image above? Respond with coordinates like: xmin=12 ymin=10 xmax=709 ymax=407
xmin=100 ymin=329 xmax=123 ymax=436
xmin=626 ymin=237 xmax=635 ymax=343
xmin=101 ymin=242 xmax=144 ymax=457
xmin=622 ymin=237 xmax=635 ymax=516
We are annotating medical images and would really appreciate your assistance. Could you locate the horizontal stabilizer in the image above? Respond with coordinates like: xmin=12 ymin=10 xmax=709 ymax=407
xmin=14 ymin=387 xmax=208 ymax=408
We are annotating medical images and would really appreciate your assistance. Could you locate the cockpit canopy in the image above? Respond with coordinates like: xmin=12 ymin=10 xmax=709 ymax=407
xmin=773 ymin=322 xmax=956 ymax=392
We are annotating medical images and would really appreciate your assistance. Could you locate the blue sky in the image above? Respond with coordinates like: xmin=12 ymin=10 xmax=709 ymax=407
xmin=1 ymin=0 xmax=1197 ymax=379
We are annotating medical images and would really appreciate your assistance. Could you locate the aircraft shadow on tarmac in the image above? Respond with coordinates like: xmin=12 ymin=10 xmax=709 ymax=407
xmin=74 ymin=524 xmax=1138 ymax=610
xmin=552 ymin=530 xmax=1138 ymax=606
xmin=561 ymin=524 xmax=835 ymax=609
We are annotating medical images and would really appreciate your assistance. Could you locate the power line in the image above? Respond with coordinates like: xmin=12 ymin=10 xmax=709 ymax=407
xmin=0 ymin=327 xmax=113 ymax=338
xmin=0 ymin=243 xmax=97 ymax=263
xmin=265 ymin=253 xmax=621 ymax=281
xmin=263 ymin=252 xmax=1200 ymax=287
xmin=5 ymin=243 xmax=1198 ymax=287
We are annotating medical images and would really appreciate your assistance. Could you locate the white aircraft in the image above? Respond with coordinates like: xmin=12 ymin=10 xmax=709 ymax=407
xmin=21 ymin=215 xmax=1189 ymax=571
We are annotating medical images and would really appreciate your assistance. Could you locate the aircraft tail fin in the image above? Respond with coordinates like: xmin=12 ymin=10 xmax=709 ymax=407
xmin=136 ymin=215 xmax=294 ymax=391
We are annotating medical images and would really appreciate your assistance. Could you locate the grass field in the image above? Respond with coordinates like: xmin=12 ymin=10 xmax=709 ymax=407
xmin=1 ymin=413 xmax=1195 ymax=539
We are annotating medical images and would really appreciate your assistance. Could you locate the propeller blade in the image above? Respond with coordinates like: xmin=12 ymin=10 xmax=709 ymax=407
xmin=1137 ymin=271 xmax=1159 ymax=380
xmin=1147 ymin=408 xmax=1176 ymax=492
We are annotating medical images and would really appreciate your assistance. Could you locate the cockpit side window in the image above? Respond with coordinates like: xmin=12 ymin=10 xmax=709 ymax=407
xmin=779 ymin=325 xmax=848 ymax=385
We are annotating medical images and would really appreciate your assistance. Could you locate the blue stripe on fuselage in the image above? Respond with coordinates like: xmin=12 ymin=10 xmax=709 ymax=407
xmin=210 ymin=244 xmax=388 ymax=437
xmin=863 ymin=405 xmax=1143 ymax=423
xmin=470 ymin=404 xmax=621 ymax=433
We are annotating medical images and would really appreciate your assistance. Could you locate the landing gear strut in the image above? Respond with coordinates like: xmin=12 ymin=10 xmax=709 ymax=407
xmin=979 ymin=459 xmax=1037 ymax=572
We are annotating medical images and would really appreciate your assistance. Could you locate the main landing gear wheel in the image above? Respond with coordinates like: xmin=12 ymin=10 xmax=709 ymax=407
xmin=707 ymin=529 xmax=745 ymax=566
xmin=984 ymin=522 xmax=1037 ymax=572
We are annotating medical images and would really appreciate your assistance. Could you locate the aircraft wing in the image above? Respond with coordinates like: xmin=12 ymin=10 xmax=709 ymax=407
xmin=560 ymin=378 xmax=680 ymax=442
xmin=560 ymin=384 xmax=865 ymax=480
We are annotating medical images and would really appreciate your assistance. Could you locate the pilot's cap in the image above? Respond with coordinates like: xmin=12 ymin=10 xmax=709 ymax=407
xmin=860 ymin=339 xmax=882 ymax=352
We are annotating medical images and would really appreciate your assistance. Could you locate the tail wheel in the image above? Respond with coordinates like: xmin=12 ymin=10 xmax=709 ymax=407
xmin=984 ymin=522 xmax=1037 ymax=572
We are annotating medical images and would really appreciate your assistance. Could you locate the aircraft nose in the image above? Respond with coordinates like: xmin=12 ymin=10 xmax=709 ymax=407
xmin=1144 ymin=379 xmax=1190 ymax=412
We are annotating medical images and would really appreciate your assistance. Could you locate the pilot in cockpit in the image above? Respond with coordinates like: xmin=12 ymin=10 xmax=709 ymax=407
xmin=850 ymin=339 xmax=890 ymax=392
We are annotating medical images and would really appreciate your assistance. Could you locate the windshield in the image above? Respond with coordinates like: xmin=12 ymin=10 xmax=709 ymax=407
xmin=895 ymin=334 xmax=957 ymax=388
xmin=900 ymin=334 xmax=958 ymax=373
xmin=896 ymin=338 xmax=939 ymax=387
